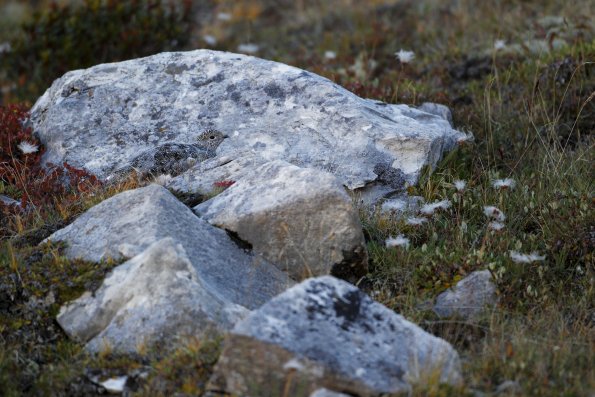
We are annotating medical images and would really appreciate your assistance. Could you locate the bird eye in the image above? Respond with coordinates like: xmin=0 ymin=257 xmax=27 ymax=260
xmin=209 ymin=135 xmax=215 ymax=139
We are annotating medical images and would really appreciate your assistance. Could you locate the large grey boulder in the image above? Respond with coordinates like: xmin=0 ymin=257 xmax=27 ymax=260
xmin=433 ymin=270 xmax=497 ymax=319
xmin=57 ymin=238 xmax=248 ymax=352
xmin=209 ymin=276 xmax=462 ymax=396
xmin=194 ymin=160 xmax=367 ymax=281
xmin=30 ymin=49 xmax=465 ymax=193
xmin=45 ymin=184 xmax=293 ymax=309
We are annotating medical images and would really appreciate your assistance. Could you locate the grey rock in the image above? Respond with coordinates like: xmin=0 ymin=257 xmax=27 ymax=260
xmin=167 ymin=151 xmax=269 ymax=197
xmin=0 ymin=194 xmax=20 ymax=207
xmin=309 ymin=389 xmax=351 ymax=397
xmin=210 ymin=276 xmax=462 ymax=396
xmin=58 ymin=238 xmax=248 ymax=352
xmin=30 ymin=50 xmax=465 ymax=192
xmin=46 ymin=184 xmax=293 ymax=309
xmin=495 ymin=380 xmax=521 ymax=395
xmin=433 ymin=270 xmax=497 ymax=319
xmin=194 ymin=160 xmax=367 ymax=281
xmin=418 ymin=102 xmax=454 ymax=127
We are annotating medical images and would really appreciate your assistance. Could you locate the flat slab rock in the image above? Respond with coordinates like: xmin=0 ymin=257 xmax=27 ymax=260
xmin=45 ymin=184 xmax=293 ymax=310
xmin=194 ymin=159 xmax=367 ymax=281
xmin=30 ymin=49 xmax=465 ymax=191
xmin=58 ymin=238 xmax=248 ymax=352
xmin=209 ymin=276 xmax=462 ymax=396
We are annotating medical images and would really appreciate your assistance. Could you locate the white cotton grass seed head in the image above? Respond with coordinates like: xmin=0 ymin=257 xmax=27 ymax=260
xmin=18 ymin=141 xmax=39 ymax=154
xmin=406 ymin=217 xmax=427 ymax=226
xmin=454 ymin=180 xmax=466 ymax=192
xmin=386 ymin=235 xmax=410 ymax=249
xmin=203 ymin=34 xmax=217 ymax=46
xmin=420 ymin=199 xmax=451 ymax=216
xmin=324 ymin=50 xmax=337 ymax=60
xmin=492 ymin=178 xmax=516 ymax=190
xmin=510 ymin=251 xmax=546 ymax=264
xmin=488 ymin=221 xmax=505 ymax=231
xmin=395 ymin=49 xmax=415 ymax=63
xmin=483 ymin=206 xmax=506 ymax=222
xmin=494 ymin=39 xmax=507 ymax=50
xmin=237 ymin=43 xmax=259 ymax=54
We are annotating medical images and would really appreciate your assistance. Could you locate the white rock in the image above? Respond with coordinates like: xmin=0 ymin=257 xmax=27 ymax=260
xmin=46 ymin=184 xmax=293 ymax=310
xmin=57 ymin=238 xmax=248 ymax=352
xmin=30 ymin=50 xmax=465 ymax=195
xmin=195 ymin=160 xmax=367 ymax=281
xmin=99 ymin=376 xmax=128 ymax=394
xmin=211 ymin=276 xmax=462 ymax=396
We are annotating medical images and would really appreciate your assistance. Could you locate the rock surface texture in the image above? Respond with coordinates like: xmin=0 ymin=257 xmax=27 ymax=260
xmin=209 ymin=276 xmax=462 ymax=396
xmin=57 ymin=238 xmax=248 ymax=352
xmin=46 ymin=184 xmax=293 ymax=310
xmin=433 ymin=270 xmax=497 ymax=319
xmin=30 ymin=49 xmax=465 ymax=194
xmin=195 ymin=160 xmax=367 ymax=281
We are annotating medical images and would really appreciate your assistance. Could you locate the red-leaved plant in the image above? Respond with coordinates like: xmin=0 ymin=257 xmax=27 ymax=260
xmin=0 ymin=105 xmax=100 ymax=212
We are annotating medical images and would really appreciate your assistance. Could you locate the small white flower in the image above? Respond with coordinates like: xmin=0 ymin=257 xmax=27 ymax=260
xmin=509 ymin=251 xmax=546 ymax=264
xmin=454 ymin=180 xmax=466 ymax=192
xmin=494 ymin=40 xmax=507 ymax=50
xmin=488 ymin=221 xmax=505 ymax=231
xmin=203 ymin=35 xmax=217 ymax=46
xmin=406 ymin=217 xmax=427 ymax=226
xmin=324 ymin=50 xmax=337 ymax=60
xmin=0 ymin=42 xmax=11 ymax=54
xmin=395 ymin=49 xmax=415 ymax=63
xmin=484 ymin=206 xmax=506 ymax=222
xmin=420 ymin=199 xmax=451 ymax=216
xmin=492 ymin=178 xmax=516 ymax=190
xmin=154 ymin=174 xmax=172 ymax=186
xmin=386 ymin=235 xmax=410 ymax=249
xmin=237 ymin=43 xmax=260 ymax=54
xmin=17 ymin=141 xmax=39 ymax=154
xmin=217 ymin=12 xmax=232 ymax=21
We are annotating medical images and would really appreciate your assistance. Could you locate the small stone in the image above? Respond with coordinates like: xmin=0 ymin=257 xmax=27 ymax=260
xmin=99 ymin=376 xmax=128 ymax=394
xmin=433 ymin=270 xmax=497 ymax=319
xmin=309 ymin=389 xmax=351 ymax=397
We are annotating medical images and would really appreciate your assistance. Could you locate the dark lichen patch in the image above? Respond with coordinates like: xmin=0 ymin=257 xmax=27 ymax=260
xmin=373 ymin=163 xmax=406 ymax=190
xmin=263 ymin=82 xmax=286 ymax=99
xmin=333 ymin=289 xmax=362 ymax=330
xmin=165 ymin=63 xmax=190 ymax=76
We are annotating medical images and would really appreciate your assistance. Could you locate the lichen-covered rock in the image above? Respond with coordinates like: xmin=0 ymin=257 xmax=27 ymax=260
xmin=194 ymin=160 xmax=367 ymax=281
xmin=209 ymin=276 xmax=462 ymax=396
xmin=418 ymin=102 xmax=454 ymax=127
xmin=45 ymin=184 xmax=293 ymax=309
xmin=433 ymin=270 xmax=497 ymax=319
xmin=30 ymin=50 xmax=465 ymax=192
xmin=57 ymin=238 xmax=248 ymax=352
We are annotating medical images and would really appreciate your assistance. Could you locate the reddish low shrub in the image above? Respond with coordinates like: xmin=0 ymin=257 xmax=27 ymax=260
xmin=0 ymin=105 xmax=100 ymax=212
